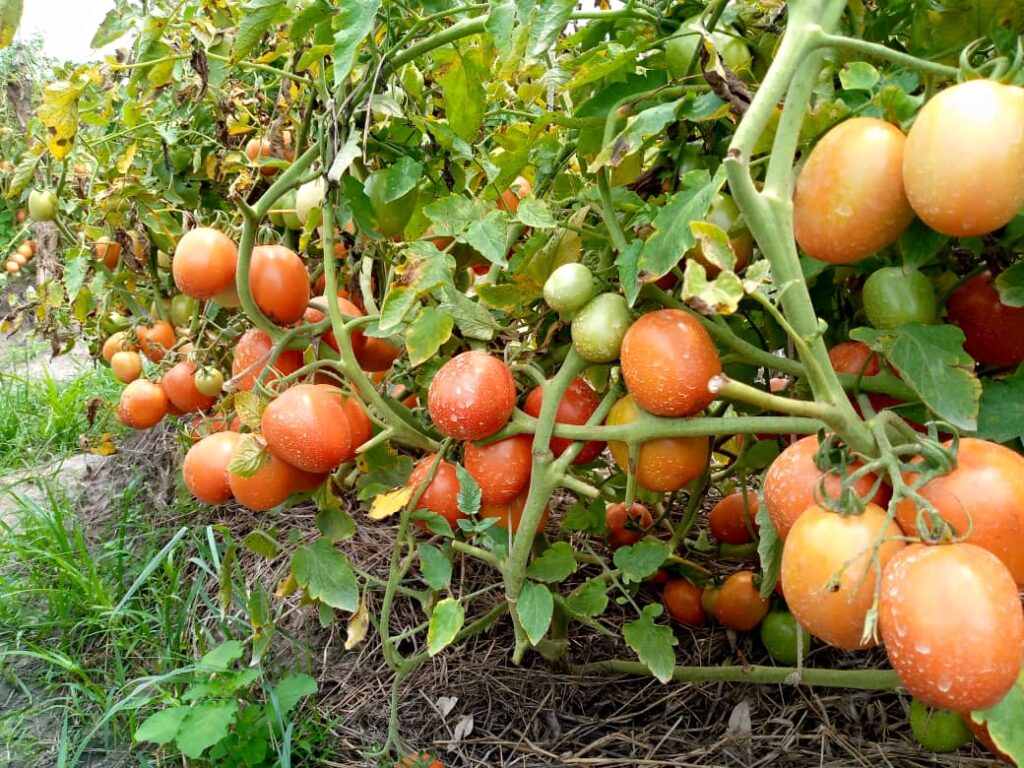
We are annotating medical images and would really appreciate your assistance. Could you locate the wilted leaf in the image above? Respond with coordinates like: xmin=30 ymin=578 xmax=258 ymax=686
xmin=681 ymin=261 xmax=745 ymax=316
xmin=345 ymin=597 xmax=369 ymax=650
xmin=369 ymin=487 xmax=412 ymax=520
xmin=38 ymin=81 xmax=85 ymax=159
xmin=591 ymin=100 xmax=681 ymax=171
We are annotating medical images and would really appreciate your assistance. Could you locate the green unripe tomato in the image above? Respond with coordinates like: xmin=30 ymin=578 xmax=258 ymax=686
xmin=295 ymin=178 xmax=326 ymax=227
xmin=101 ymin=311 xmax=132 ymax=336
xmin=544 ymin=263 xmax=595 ymax=314
xmin=193 ymin=367 xmax=225 ymax=398
xmin=759 ymin=609 xmax=811 ymax=666
xmin=908 ymin=700 xmax=973 ymax=753
xmin=28 ymin=189 xmax=58 ymax=222
xmin=862 ymin=267 xmax=937 ymax=329
xmin=278 ymin=189 xmax=303 ymax=231
xmin=571 ymin=293 xmax=632 ymax=363
xmin=365 ymin=172 xmax=418 ymax=240
xmin=170 ymin=293 xmax=197 ymax=327
xmin=665 ymin=18 xmax=752 ymax=79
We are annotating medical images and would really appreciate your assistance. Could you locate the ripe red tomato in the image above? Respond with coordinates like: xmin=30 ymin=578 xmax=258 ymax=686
xmin=713 ymin=570 xmax=769 ymax=631
xmin=464 ymin=434 xmax=532 ymax=505
xmin=903 ymin=80 xmax=1024 ymax=236
xmin=357 ymin=336 xmax=401 ymax=372
xmin=828 ymin=340 xmax=903 ymax=413
xmin=480 ymin=490 xmax=549 ymax=534
xmin=708 ymin=491 xmax=759 ymax=545
xmin=620 ymin=309 xmax=721 ymax=418
xmin=782 ymin=503 xmax=905 ymax=649
xmin=946 ymin=271 xmax=1024 ymax=368
xmin=407 ymin=456 xmax=466 ymax=531
xmin=662 ymin=579 xmax=705 ymax=626
xmin=762 ymin=434 xmax=890 ymax=540
xmin=607 ymin=394 xmax=709 ymax=492
xmin=183 ymin=431 xmax=243 ymax=504
xmin=879 ymin=542 xmax=1024 ymax=712
xmin=117 ymin=379 xmax=169 ymax=429
xmin=261 ymin=384 xmax=355 ymax=473
xmin=428 ymin=351 xmax=516 ymax=441
xmin=793 ymin=117 xmax=914 ymax=264
xmin=161 ymin=360 xmax=217 ymax=413
xmin=137 ymin=321 xmax=176 ymax=363
xmin=605 ymin=502 xmax=653 ymax=549
xmin=249 ymin=244 xmax=310 ymax=325
xmin=523 ymin=378 xmax=605 ymax=464
xmin=228 ymin=444 xmax=307 ymax=511
xmin=231 ymin=328 xmax=304 ymax=392
xmin=895 ymin=437 xmax=1024 ymax=586
xmin=318 ymin=296 xmax=366 ymax=358
xmin=172 ymin=227 xmax=238 ymax=300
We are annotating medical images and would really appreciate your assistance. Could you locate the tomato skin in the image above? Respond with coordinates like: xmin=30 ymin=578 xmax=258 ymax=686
xmin=340 ymin=395 xmax=372 ymax=454
xmin=117 ymin=380 xmax=169 ymax=429
xmin=183 ymin=431 xmax=243 ymax=504
xmin=879 ymin=542 xmax=1024 ymax=712
xmin=759 ymin=609 xmax=811 ymax=666
xmin=94 ymin=236 xmax=122 ymax=270
xmin=607 ymin=394 xmax=709 ymax=493
xmin=464 ymin=434 xmax=532 ymax=505
xmin=794 ymin=117 xmax=914 ymax=264
xmin=862 ymin=267 xmax=936 ymax=328
xmin=396 ymin=752 xmax=443 ymax=768
xmin=895 ymin=437 xmax=1024 ymax=586
xmin=762 ymin=434 xmax=890 ymax=540
xmin=172 ymin=227 xmax=238 ymax=301
xmin=102 ymin=331 xmax=137 ymax=363
xmin=229 ymin=446 xmax=305 ymax=511
xmin=497 ymin=176 xmax=531 ymax=213
xmin=713 ymin=570 xmax=770 ymax=631
xmin=194 ymin=368 xmax=224 ymax=398
xmin=249 ymin=245 xmax=310 ymax=325
xmin=782 ymin=503 xmax=905 ymax=649
xmin=162 ymin=360 xmax=217 ymax=413
xmin=686 ymin=194 xmax=753 ymax=276
xmin=110 ymin=351 xmax=142 ymax=384
xmin=231 ymin=328 xmax=304 ymax=392
xmin=356 ymin=336 xmax=401 ymax=372
xmin=245 ymin=138 xmax=278 ymax=176
xmin=903 ymin=80 xmax=1024 ymax=237
xmin=137 ymin=321 xmax=176 ymax=363
xmin=571 ymin=293 xmax=632 ymax=363
xmin=828 ymin=340 xmax=904 ymax=414
xmin=708 ymin=491 xmax=759 ymax=545
xmin=523 ymin=378 xmax=605 ymax=464
xmin=428 ymin=351 xmax=516 ymax=441
xmin=908 ymin=700 xmax=973 ymax=754
xmin=620 ymin=309 xmax=721 ymax=418
xmin=308 ymin=295 xmax=366 ymax=358
xmin=407 ymin=456 xmax=466 ymax=531
xmin=480 ymin=490 xmax=549 ymax=534
xmin=28 ymin=189 xmax=58 ymax=222
xmin=261 ymin=384 xmax=354 ymax=473
xmin=605 ymin=502 xmax=653 ymax=549
xmin=947 ymin=271 xmax=1024 ymax=368
xmin=662 ymin=579 xmax=705 ymax=626
xmin=665 ymin=18 xmax=751 ymax=77
xmin=543 ymin=263 xmax=594 ymax=314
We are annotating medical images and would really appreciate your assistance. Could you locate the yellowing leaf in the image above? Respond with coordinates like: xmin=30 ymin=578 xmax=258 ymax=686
xmin=275 ymin=572 xmax=298 ymax=598
xmin=38 ymin=80 xmax=85 ymax=159
xmin=116 ymin=143 xmax=138 ymax=175
xmin=0 ymin=0 xmax=23 ymax=50
xmin=87 ymin=432 xmax=118 ymax=456
xmin=368 ymin=487 xmax=411 ymax=520
xmin=345 ymin=596 xmax=369 ymax=650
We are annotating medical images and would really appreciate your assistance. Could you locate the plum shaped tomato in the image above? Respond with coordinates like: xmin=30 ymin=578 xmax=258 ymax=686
xmin=172 ymin=227 xmax=238 ymax=300
xmin=713 ymin=570 xmax=769 ymax=632
xmin=261 ymin=384 xmax=355 ymax=473
xmin=231 ymin=328 xmax=304 ymax=392
xmin=249 ymin=244 xmax=310 ymax=325
xmin=161 ymin=360 xmax=216 ymax=413
xmin=523 ymin=377 xmax=605 ymax=464
xmin=428 ymin=351 xmax=516 ymax=441
xmin=407 ymin=456 xmax=466 ymax=532
xmin=662 ymin=578 xmax=705 ymax=627
xmin=464 ymin=434 xmax=532 ymax=505
xmin=183 ymin=431 xmax=243 ymax=504
xmin=708 ymin=490 xmax=759 ymax=545
xmin=946 ymin=271 xmax=1024 ymax=368
xmin=117 ymin=379 xmax=169 ymax=429
xmin=571 ymin=293 xmax=632 ymax=363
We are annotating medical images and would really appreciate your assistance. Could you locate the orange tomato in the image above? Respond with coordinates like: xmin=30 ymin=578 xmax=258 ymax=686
xmin=713 ymin=570 xmax=770 ymax=631
xmin=117 ymin=379 xmax=169 ymax=429
xmin=183 ymin=431 xmax=243 ymax=504
xmin=663 ymin=579 xmax=705 ymax=626
xmin=172 ymin=227 xmax=238 ymax=300
xmin=261 ymin=384 xmax=355 ymax=473
xmin=137 ymin=321 xmax=176 ymax=363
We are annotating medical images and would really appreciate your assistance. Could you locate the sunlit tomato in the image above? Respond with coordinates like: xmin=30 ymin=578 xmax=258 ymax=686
xmin=183 ymin=431 xmax=243 ymax=504
xmin=249 ymin=245 xmax=310 ymax=325
xmin=605 ymin=502 xmax=653 ymax=549
xmin=261 ymin=384 xmax=354 ymax=473
xmin=781 ymin=503 xmax=904 ymax=649
xmin=117 ymin=379 xmax=169 ymax=429
xmin=762 ymin=434 xmax=890 ymax=540
xmin=862 ymin=267 xmax=937 ymax=328
xmin=231 ymin=328 xmax=305 ymax=392
xmin=620 ymin=309 xmax=721 ymax=417
xmin=194 ymin=368 xmax=224 ymax=398
xmin=94 ymin=236 xmax=121 ymax=270
xmin=396 ymin=753 xmax=443 ymax=768
xmin=28 ymin=189 xmax=57 ymax=222
xmin=497 ymin=175 xmax=532 ymax=213
xmin=365 ymin=171 xmax=418 ymax=239
xmin=708 ymin=491 xmax=759 ymax=545
xmin=908 ymin=700 xmax=973 ymax=754
xmin=794 ymin=117 xmax=914 ymax=264
xmin=161 ymin=361 xmax=216 ymax=413
xmin=947 ymin=271 xmax=1024 ymax=368
xmin=662 ymin=579 xmax=705 ymax=626
xmin=759 ymin=609 xmax=811 ymax=666
xmin=903 ymin=80 xmax=1024 ymax=236
xmin=407 ymin=456 xmax=466 ymax=531
xmin=895 ymin=437 xmax=1024 ymax=585
xmin=340 ymin=395 xmax=373 ymax=454
xmin=172 ymin=227 xmax=238 ymax=300
xmin=356 ymin=336 xmax=401 ymax=372
xmin=464 ymin=434 xmax=532 ymax=505
xmin=110 ymin=351 xmax=142 ymax=384
xmin=571 ymin=293 xmax=632 ymax=363
xmin=428 ymin=351 xmax=516 ymax=441
xmin=228 ymin=444 xmax=305 ymax=511
xmin=480 ymin=490 xmax=549 ymax=534
xmin=879 ymin=542 xmax=1024 ymax=712
xmin=607 ymin=394 xmax=709 ymax=492
xmin=713 ymin=570 xmax=770 ymax=631
xmin=523 ymin=378 xmax=605 ymax=464
xmin=137 ymin=321 xmax=176 ymax=363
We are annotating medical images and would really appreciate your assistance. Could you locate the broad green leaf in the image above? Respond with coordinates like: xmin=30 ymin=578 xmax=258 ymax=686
xmin=292 ymin=538 xmax=359 ymax=612
xmin=91 ymin=6 xmax=131 ymax=48
xmin=485 ymin=0 xmax=518 ymax=63
xmin=38 ymin=81 xmax=84 ymax=160
xmin=412 ymin=509 xmax=456 ymax=538
xmin=681 ymin=260 xmax=745 ymax=315
xmin=560 ymin=497 xmax=605 ymax=534
xmin=424 ymin=195 xmax=486 ymax=237
xmin=839 ymin=61 xmax=880 ymax=91
xmin=437 ymin=53 xmax=486 ymax=143
xmin=567 ymin=44 xmax=639 ymax=90
xmin=226 ymin=434 xmax=268 ymax=478
xmin=176 ymin=701 xmax=239 ymax=759
xmin=234 ymin=0 xmax=288 ymax=62
xmin=616 ymin=240 xmax=645 ymax=307
xmin=755 ymin=497 xmax=782 ymax=596
xmin=565 ymin=579 xmax=609 ymax=618
xmin=242 ymin=530 xmax=279 ymax=559
xmin=327 ymin=131 xmax=361 ymax=184
xmin=525 ymin=542 xmax=578 ymax=583
xmin=974 ymin=375 xmax=1024 ymax=444
xmin=613 ymin=538 xmax=671 ymax=583
xmin=314 ymin=483 xmax=357 ymax=542
xmin=428 ymin=598 xmax=465 ymax=656
xmin=272 ymin=674 xmax=317 ymax=716
xmin=590 ymin=100 xmax=682 ymax=171
xmin=623 ymin=604 xmax=678 ymax=684
xmin=518 ymin=582 xmax=554 ymax=645
xmin=368 ymin=156 xmax=422 ymax=203
xmin=515 ymin=198 xmax=556 ymax=229
xmin=526 ymin=0 xmax=577 ymax=61
xmin=0 ymin=0 xmax=22 ymax=49
xmin=464 ymin=210 xmax=510 ymax=266
xmin=6 ymin=150 xmax=40 ymax=199
xmin=973 ymin=669 xmax=1024 ymax=766
xmin=574 ymin=71 xmax=669 ymax=158
xmin=476 ymin=275 xmax=544 ymax=311
xmin=439 ymin=285 xmax=499 ymax=341
xmin=135 ymin=706 xmax=188 ymax=745
xmin=418 ymin=543 xmax=452 ymax=590
xmin=406 ymin=306 xmax=454 ymax=367
xmin=333 ymin=0 xmax=381 ymax=84
xmin=898 ymin=218 xmax=948 ymax=271
xmin=197 ymin=640 xmax=245 ymax=673
xmin=289 ymin=0 xmax=333 ymax=45
xmin=995 ymin=262 xmax=1024 ymax=307
xmin=455 ymin=464 xmax=481 ymax=517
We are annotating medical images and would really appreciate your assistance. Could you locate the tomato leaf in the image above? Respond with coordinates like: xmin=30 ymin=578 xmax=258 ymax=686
xmin=0 ymin=0 xmax=22 ymax=49
xmin=437 ymin=52 xmax=486 ymax=143
xmin=898 ymin=218 xmax=948 ymax=271
xmin=234 ymin=0 xmax=289 ymax=63
xmin=464 ymin=209 xmax=510 ymax=267
xmin=994 ymin=262 xmax=1024 ymax=308
xmin=526 ymin=0 xmax=577 ymax=62
xmin=565 ymin=578 xmax=609 ymax=618
xmin=379 ymin=242 xmax=456 ymax=331
xmin=369 ymin=487 xmax=412 ymax=520
xmin=332 ymin=0 xmax=381 ymax=84
xmin=623 ymin=604 xmax=678 ymax=684
xmin=613 ymin=538 xmax=671 ymax=583
xmin=438 ymin=285 xmax=499 ymax=341
xmin=838 ymin=61 xmax=880 ymax=92
xmin=314 ymin=483 xmax=357 ymax=542
xmin=518 ymin=581 xmax=554 ymax=645
xmin=405 ymin=306 xmax=454 ymax=367
xmin=515 ymin=198 xmax=555 ymax=229
xmin=233 ymin=391 xmax=266 ymax=430
xmin=292 ymin=538 xmax=359 ymax=612
xmin=590 ymin=100 xmax=682 ymax=172
xmin=525 ymin=542 xmax=578 ymax=583
xmin=412 ymin=509 xmax=456 ymax=538
xmin=427 ymin=598 xmax=465 ymax=656
xmin=455 ymin=464 xmax=481 ymax=518
xmin=6 ymin=149 xmax=40 ymax=199
xmin=755 ymin=496 xmax=783 ymax=597
xmin=241 ymin=530 xmax=279 ymax=559
xmin=418 ymin=543 xmax=453 ymax=590
xmin=973 ymin=374 xmax=1024 ymax=444
xmin=973 ymin=669 xmax=1024 ymax=766
xmin=681 ymin=260 xmax=745 ymax=316
xmin=271 ymin=674 xmax=317 ymax=716
xmin=226 ymin=434 xmax=268 ymax=478
xmin=344 ymin=598 xmax=369 ymax=650
xmin=38 ymin=80 xmax=84 ymax=160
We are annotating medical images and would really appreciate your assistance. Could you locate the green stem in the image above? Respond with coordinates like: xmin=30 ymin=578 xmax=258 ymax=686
xmin=812 ymin=32 xmax=959 ymax=79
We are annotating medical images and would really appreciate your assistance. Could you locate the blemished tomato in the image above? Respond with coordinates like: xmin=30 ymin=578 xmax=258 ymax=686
xmin=862 ymin=267 xmax=936 ymax=328
xmin=879 ymin=542 xmax=1024 ymax=712
xmin=523 ymin=378 xmax=605 ymax=464
xmin=172 ymin=227 xmax=238 ymax=300
xmin=428 ymin=351 xmax=516 ymax=441
xmin=708 ymin=491 xmax=759 ymax=545
xmin=396 ymin=753 xmax=443 ymax=768
xmin=228 ymin=445 xmax=305 ymax=511
xmin=365 ymin=171 xmax=418 ymax=239
xmin=356 ymin=336 xmax=401 ymax=372
xmin=137 ymin=321 xmax=176 ymax=363
xmin=713 ymin=570 xmax=769 ymax=631
xmin=117 ymin=379 xmax=169 ymax=429
xmin=543 ymin=262 xmax=594 ymax=314
xmin=571 ymin=293 xmax=632 ymax=363
xmin=194 ymin=368 xmax=224 ymax=397
xmin=605 ymin=502 xmax=653 ymax=549
xmin=895 ymin=437 xmax=1024 ymax=586
xmin=759 ymin=609 xmax=811 ymax=666
xmin=946 ymin=271 xmax=1024 ymax=368
xmin=183 ymin=431 xmax=243 ymax=504
xmin=908 ymin=700 xmax=973 ymax=754
xmin=94 ymin=236 xmax=121 ymax=270
xmin=249 ymin=245 xmax=310 ymax=325
xmin=762 ymin=434 xmax=890 ymax=540
xmin=110 ymin=351 xmax=142 ymax=384
xmin=620 ymin=308 xmax=721 ymax=418
xmin=664 ymin=17 xmax=751 ymax=77
xmin=662 ymin=579 xmax=705 ymax=626
xmin=793 ymin=117 xmax=914 ymax=264
xmin=480 ymin=490 xmax=549 ymax=534
xmin=464 ymin=434 xmax=532 ymax=505
xmin=231 ymin=328 xmax=305 ymax=392
xmin=607 ymin=394 xmax=709 ymax=492
xmin=497 ymin=175 xmax=532 ymax=213
xmin=781 ymin=503 xmax=905 ymax=649
xmin=261 ymin=384 xmax=354 ymax=473
xmin=162 ymin=361 xmax=217 ymax=413
xmin=903 ymin=79 xmax=1024 ymax=236
xmin=407 ymin=456 xmax=465 ymax=531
